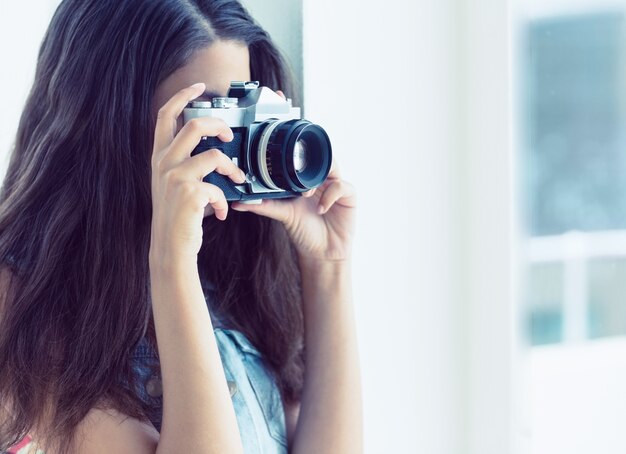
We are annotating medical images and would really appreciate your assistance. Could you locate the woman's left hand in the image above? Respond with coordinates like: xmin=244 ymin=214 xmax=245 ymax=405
xmin=231 ymin=159 xmax=356 ymax=263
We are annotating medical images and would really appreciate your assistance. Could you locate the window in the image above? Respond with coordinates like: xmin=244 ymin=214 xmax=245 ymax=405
xmin=524 ymin=10 xmax=626 ymax=346
xmin=520 ymin=2 xmax=626 ymax=452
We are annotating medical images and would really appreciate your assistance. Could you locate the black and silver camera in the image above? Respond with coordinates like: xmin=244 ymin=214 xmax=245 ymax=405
xmin=183 ymin=81 xmax=332 ymax=203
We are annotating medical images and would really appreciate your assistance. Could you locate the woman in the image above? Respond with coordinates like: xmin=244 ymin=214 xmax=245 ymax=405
xmin=0 ymin=0 xmax=362 ymax=453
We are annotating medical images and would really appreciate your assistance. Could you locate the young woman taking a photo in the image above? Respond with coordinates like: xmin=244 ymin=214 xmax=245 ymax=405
xmin=0 ymin=1 xmax=362 ymax=452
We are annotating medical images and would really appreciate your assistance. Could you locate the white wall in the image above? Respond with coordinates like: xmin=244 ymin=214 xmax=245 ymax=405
xmin=303 ymin=1 xmax=520 ymax=453
xmin=241 ymin=0 xmax=303 ymax=103
xmin=463 ymin=1 xmax=523 ymax=453
xmin=303 ymin=1 xmax=467 ymax=452
xmin=0 ymin=1 xmax=61 ymax=179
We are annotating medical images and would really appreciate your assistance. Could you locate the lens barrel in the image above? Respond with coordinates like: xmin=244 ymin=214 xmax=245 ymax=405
xmin=252 ymin=119 xmax=332 ymax=192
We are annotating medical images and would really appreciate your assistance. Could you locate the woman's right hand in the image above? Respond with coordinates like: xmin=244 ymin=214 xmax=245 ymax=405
xmin=149 ymin=82 xmax=246 ymax=263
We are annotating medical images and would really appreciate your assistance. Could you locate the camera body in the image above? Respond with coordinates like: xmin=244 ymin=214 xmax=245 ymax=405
xmin=183 ymin=81 xmax=332 ymax=203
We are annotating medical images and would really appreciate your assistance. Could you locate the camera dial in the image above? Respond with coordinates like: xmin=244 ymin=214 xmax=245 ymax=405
xmin=212 ymin=97 xmax=239 ymax=108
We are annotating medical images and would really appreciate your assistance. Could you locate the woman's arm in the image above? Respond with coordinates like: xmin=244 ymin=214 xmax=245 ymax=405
xmin=232 ymin=160 xmax=362 ymax=452
xmin=291 ymin=258 xmax=362 ymax=453
xmin=149 ymin=254 xmax=243 ymax=454
xmin=148 ymin=82 xmax=248 ymax=453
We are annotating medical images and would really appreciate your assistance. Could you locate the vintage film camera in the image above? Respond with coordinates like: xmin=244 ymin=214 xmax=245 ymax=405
xmin=183 ymin=81 xmax=332 ymax=203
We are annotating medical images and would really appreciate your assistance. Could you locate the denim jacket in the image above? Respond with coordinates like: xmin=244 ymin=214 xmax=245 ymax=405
xmin=130 ymin=295 xmax=288 ymax=453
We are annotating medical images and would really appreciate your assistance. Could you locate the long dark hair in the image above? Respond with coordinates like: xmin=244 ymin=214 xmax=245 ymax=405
xmin=0 ymin=0 xmax=303 ymax=452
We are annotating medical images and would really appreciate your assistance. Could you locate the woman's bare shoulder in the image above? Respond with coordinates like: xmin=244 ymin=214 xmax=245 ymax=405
xmin=0 ymin=266 xmax=159 ymax=453
xmin=38 ymin=406 xmax=160 ymax=454
xmin=70 ymin=407 xmax=159 ymax=453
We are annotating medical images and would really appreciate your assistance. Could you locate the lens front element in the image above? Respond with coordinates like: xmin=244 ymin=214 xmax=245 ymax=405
xmin=293 ymin=140 xmax=308 ymax=173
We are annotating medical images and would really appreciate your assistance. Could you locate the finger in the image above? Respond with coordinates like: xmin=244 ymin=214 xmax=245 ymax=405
xmin=198 ymin=182 xmax=229 ymax=221
xmin=164 ymin=117 xmax=234 ymax=166
xmin=317 ymin=180 xmax=356 ymax=214
xmin=302 ymin=188 xmax=317 ymax=198
xmin=153 ymin=82 xmax=206 ymax=158
xmin=231 ymin=198 xmax=291 ymax=224
xmin=276 ymin=90 xmax=286 ymax=100
xmin=176 ymin=148 xmax=246 ymax=184
xmin=327 ymin=157 xmax=342 ymax=180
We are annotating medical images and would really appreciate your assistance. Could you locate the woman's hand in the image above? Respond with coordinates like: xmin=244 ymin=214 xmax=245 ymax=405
xmin=150 ymin=82 xmax=247 ymax=262
xmin=231 ymin=159 xmax=357 ymax=263
xmin=230 ymin=91 xmax=356 ymax=262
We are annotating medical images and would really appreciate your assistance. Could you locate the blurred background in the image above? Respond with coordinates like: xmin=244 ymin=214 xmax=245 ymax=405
xmin=2 ymin=0 xmax=626 ymax=453
xmin=519 ymin=1 xmax=626 ymax=452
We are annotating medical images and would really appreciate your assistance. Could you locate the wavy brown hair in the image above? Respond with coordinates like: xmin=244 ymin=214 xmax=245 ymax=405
xmin=0 ymin=0 xmax=304 ymax=452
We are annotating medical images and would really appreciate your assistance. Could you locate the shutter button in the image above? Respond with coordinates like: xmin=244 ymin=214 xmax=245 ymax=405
xmin=227 ymin=380 xmax=238 ymax=397
xmin=146 ymin=376 xmax=163 ymax=398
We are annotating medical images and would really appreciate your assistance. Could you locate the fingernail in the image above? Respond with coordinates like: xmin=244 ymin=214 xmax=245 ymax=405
xmin=239 ymin=170 xmax=246 ymax=182
xmin=318 ymin=204 xmax=325 ymax=214
xmin=189 ymin=82 xmax=205 ymax=94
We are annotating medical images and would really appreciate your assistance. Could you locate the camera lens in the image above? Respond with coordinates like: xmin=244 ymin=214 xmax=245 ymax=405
xmin=252 ymin=119 xmax=332 ymax=192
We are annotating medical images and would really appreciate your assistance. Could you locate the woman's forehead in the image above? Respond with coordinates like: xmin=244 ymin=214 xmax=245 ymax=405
xmin=153 ymin=40 xmax=251 ymax=111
